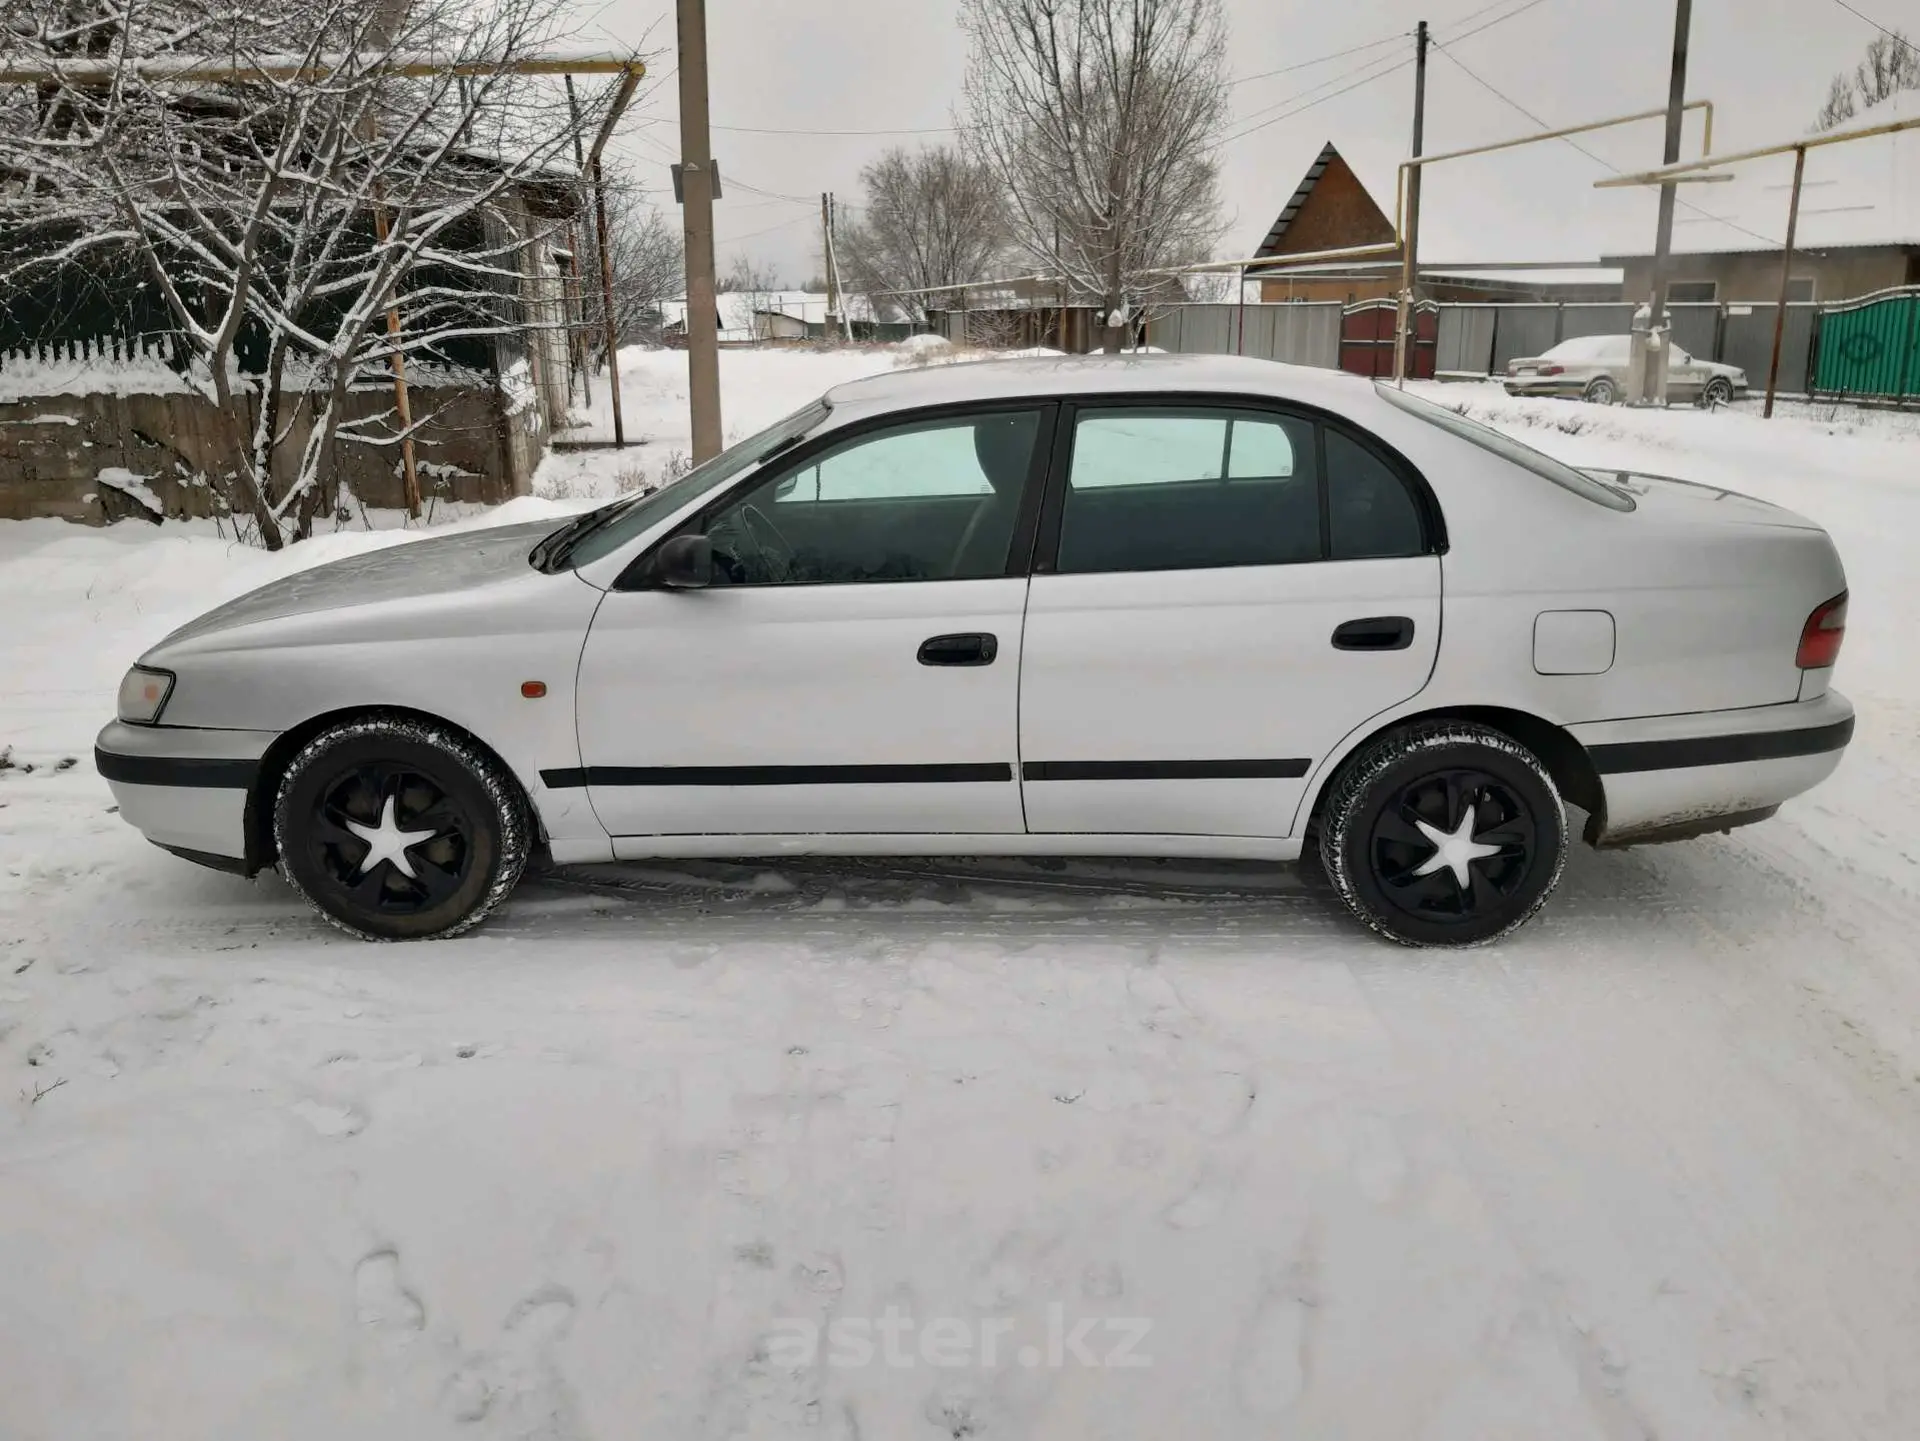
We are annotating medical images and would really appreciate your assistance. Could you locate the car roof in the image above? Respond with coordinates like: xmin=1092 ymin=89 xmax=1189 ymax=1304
xmin=822 ymin=353 xmax=1380 ymax=416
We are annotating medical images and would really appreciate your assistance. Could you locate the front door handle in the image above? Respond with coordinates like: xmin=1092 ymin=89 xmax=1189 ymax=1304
xmin=1332 ymin=616 xmax=1415 ymax=652
xmin=918 ymin=632 xmax=998 ymax=667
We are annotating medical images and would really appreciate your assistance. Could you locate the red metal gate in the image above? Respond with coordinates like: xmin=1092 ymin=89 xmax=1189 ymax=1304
xmin=1339 ymin=300 xmax=1437 ymax=379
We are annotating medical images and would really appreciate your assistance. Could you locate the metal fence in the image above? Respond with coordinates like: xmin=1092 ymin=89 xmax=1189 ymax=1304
xmin=1812 ymin=288 xmax=1920 ymax=397
xmin=1146 ymin=303 xmax=1342 ymax=368
xmin=1154 ymin=297 xmax=1843 ymax=399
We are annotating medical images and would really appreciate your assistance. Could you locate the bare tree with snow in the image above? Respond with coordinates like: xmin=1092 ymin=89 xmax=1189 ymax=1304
xmin=959 ymin=0 xmax=1226 ymax=352
xmin=837 ymin=145 xmax=1005 ymax=326
xmin=0 ymin=0 xmax=617 ymax=547
xmin=1815 ymin=30 xmax=1919 ymax=129
xmin=585 ymin=165 xmax=683 ymax=353
xmin=720 ymin=253 xmax=780 ymax=340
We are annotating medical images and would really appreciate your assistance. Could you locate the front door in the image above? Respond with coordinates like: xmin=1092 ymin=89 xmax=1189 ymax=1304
xmin=573 ymin=406 xmax=1051 ymax=839
xmin=1018 ymin=404 xmax=1441 ymax=839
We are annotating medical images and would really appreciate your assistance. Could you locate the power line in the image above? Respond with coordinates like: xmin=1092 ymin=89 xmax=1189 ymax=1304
xmin=1218 ymin=0 xmax=1560 ymax=146
xmin=1432 ymin=44 xmax=1782 ymax=249
xmin=1221 ymin=53 xmax=1414 ymax=144
xmin=717 ymin=213 xmax=813 ymax=245
xmin=1827 ymin=0 xmax=1918 ymax=49
xmin=1445 ymin=0 xmax=1559 ymax=47
xmin=1228 ymin=32 xmax=1409 ymax=88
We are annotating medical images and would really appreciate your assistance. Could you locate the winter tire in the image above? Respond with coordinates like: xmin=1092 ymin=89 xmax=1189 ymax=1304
xmin=273 ymin=715 xmax=530 ymax=941
xmin=1701 ymin=377 xmax=1733 ymax=408
xmin=1583 ymin=376 xmax=1618 ymax=406
xmin=1319 ymin=722 xmax=1567 ymax=948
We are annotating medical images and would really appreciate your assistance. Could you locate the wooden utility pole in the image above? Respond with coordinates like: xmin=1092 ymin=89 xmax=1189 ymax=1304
xmin=822 ymin=192 xmax=839 ymax=339
xmin=564 ymin=75 xmax=592 ymax=409
xmin=591 ymin=154 xmax=626 ymax=447
xmin=370 ymin=197 xmax=421 ymax=518
xmin=1393 ymin=19 xmax=1429 ymax=386
xmin=1641 ymin=0 xmax=1693 ymax=404
xmin=1765 ymin=144 xmax=1807 ymax=419
xmin=676 ymin=0 xmax=722 ymax=460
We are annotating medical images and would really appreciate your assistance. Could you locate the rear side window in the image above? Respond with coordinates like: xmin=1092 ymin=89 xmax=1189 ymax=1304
xmin=1326 ymin=430 xmax=1426 ymax=560
xmin=1375 ymin=384 xmax=1635 ymax=512
xmin=1058 ymin=409 xmax=1319 ymax=573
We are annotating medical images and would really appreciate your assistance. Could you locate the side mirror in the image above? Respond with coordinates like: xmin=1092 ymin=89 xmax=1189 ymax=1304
xmin=651 ymin=533 xmax=712 ymax=589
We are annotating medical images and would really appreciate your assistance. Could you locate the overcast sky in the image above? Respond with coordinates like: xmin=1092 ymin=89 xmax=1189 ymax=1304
xmin=578 ymin=0 xmax=1910 ymax=283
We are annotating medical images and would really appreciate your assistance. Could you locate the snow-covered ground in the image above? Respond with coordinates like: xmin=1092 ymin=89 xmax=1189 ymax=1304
xmin=6 ymin=354 xmax=1920 ymax=1438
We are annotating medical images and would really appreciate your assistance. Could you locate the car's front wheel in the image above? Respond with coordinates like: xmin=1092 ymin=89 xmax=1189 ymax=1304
xmin=1700 ymin=376 xmax=1734 ymax=408
xmin=273 ymin=715 xmax=530 ymax=940
xmin=1319 ymin=722 xmax=1567 ymax=947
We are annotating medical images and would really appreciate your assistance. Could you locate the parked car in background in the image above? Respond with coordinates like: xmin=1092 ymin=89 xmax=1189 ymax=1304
xmin=1505 ymin=334 xmax=1748 ymax=406
xmin=97 ymin=355 xmax=1850 ymax=949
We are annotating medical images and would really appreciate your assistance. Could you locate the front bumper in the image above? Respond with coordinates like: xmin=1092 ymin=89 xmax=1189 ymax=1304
xmin=96 ymin=720 xmax=278 ymax=869
xmin=1570 ymin=690 xmax=1854 ymax=846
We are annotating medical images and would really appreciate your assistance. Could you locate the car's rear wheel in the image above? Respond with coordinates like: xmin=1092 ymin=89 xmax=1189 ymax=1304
xmin=1319 ymin=722 xmax=1567 ymax=947
xmin=1583 ymin=375 xmax=1618 ymax=405
xmin=273 ymin=715 xmax=530 ymax=941
xmin=1701 ymin=376 xmax=1733 ymax=408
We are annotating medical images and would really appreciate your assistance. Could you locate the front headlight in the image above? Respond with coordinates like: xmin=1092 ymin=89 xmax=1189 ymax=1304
xmin=116 ymin=665 xmax=175 ymax=724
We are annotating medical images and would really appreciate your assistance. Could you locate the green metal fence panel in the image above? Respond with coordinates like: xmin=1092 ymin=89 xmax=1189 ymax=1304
xmin=1813 ymin=288 xmax=1920 ymax=397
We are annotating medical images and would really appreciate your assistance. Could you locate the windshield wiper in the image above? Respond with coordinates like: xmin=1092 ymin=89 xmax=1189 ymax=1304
xmin=530 ymin=496 xmax=636 ymax=574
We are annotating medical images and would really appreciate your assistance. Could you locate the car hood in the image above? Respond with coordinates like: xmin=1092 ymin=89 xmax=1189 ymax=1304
xmin=1582 ymin=469 xmax=1823 ymax=530
xmin=154 ymin=519 xmax=562 ymax=649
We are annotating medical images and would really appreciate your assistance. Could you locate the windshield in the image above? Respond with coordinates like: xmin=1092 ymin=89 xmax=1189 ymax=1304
xmin=540 ymin=399 xmax=831 ymax=571
xmin=1375 ymin=385 xmax=1635 ymax=512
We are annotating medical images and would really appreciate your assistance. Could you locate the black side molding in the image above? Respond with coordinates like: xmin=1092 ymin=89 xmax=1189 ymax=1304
xmin=1022 ymin=758 xmax=1311 ymax=782
xmin=541 ymin=762 xmax=1014 ymax=789
xmin=95 ymin=748 xmax=258 ymax=789
xmin=1589 ymin=717 xmax=1854 ymax=775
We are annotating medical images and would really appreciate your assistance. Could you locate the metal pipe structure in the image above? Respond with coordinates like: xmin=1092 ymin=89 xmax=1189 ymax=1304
xmin=1385 ymin=98 xmax=1717 ymax=396
xmin=1590 ymin=111 xmax=1920 ymax=415
xmin=1592 ymin=110 xmax=1920 ymax=187
xmin=1392 ymin=100 xmax=1716 ymax=235
xmin=1765 ymin=145 xmax=1808 ymax=420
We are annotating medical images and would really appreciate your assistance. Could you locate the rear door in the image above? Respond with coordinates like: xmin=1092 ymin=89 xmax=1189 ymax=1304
xmin=1017 ymin=401 xmax=1441 ymax=839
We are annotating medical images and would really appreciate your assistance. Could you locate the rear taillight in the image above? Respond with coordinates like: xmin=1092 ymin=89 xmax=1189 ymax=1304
xmin=1796 ymin=591 xmax=1847 ymax=670
xmin=1540 ymin=364 xmax=1564 ymax=376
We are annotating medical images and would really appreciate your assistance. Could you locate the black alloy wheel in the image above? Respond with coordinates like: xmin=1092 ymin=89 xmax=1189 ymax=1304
xmin=274 ymin=715 xmax=529 ymax=941
xmin=1320 ymin=723 xmax=1567 ymax=947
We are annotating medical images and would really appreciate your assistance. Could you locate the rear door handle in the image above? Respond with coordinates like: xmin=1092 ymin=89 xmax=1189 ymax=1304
xmin=1332 ymin=616 xmax=1415 ymax=651
xmin=918 ymin=632 xmax=998 ymax=666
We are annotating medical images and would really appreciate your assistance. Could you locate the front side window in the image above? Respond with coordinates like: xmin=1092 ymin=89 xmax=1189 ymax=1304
xmin=1057 ymin=409 xmax=1318 ymax=574
xmin=702 ymin=409 xmax=1043 ymax=586
xmin=554 ymin=400 xmax=828 ymax=570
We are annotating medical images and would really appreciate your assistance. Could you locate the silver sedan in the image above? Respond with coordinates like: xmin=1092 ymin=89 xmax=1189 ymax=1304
xmin=1505 ymin=334 xmax=1748 ymax=406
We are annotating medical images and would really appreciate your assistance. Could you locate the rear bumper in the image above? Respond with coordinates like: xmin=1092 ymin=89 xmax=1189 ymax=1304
xmin=1504 ymin=378 xmax=1585 ymax=397
xmin=96 ymin=720 xmax=276 ymax=868
xmin=1570 ymin=691 xmax=1853 ymax=846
